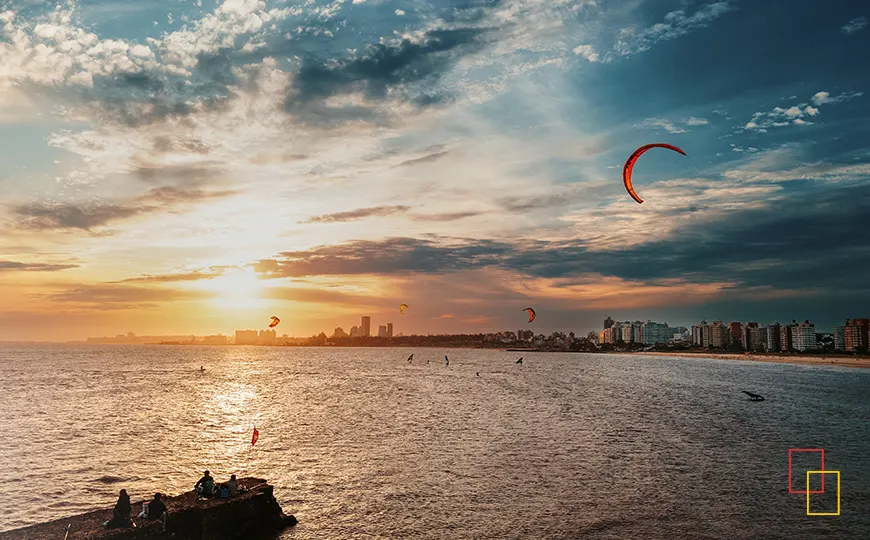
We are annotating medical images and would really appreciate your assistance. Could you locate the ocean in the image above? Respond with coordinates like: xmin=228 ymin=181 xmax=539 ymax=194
xmin=0 ymin=344 xmax=868 ymax=539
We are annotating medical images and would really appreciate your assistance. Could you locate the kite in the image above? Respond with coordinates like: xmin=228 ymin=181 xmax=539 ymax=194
xmin=407 ymin=353 xmax=414 ymax=363
xmin=269 ymin=316 xmax=280 ymax=328
xmin=399 ymin=303 xmax=409 ymax=314
xmin=251 ymin=426 xmax=259 ymax=446
xmin=516 ymin=358 xmax=523 ymax=365
xmin=445 ymin=355 xmax=449 ymax=367
xmin=622 ymin=143 xmax=686 ymax=204
xmin=523 ymin=307 xmax=536 ymax=323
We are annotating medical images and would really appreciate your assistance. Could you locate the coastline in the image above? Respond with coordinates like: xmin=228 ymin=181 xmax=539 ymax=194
xmin=620 ymin=350 xmax=870 ymax=369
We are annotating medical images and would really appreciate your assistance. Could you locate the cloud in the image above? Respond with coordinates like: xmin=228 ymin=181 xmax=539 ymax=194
xmin=11 ymin=202 xmax=144 ymax=231
xmin=685 ymin=117 xmax=709 ymax=126
xmin=283 ymin=27 xmax=492 ymax=123
xmin=300 ymin=205 xmax=412 ymax=224
xmin=114 ymin=268 xmax=228 ymax=283
xmin=45 ymin=284 xmax=210 ymax=306
xmin=395 ymin=150 xmax=451 ymax=167
xmin=742 ymin=91 xmax=863 ymax=132
xmin=395 ymin=9 xmax=406 ymax=16
xmin=0 ymin=260 xmax=79 ymax=272
xmin=635 ymin=117 xmax=687 ymax=134
xmin=841 ymin=16 xmax=867 ymax=35
xmin=409 ymin=211 xmax=481 ymax=222
xmin=572 ymin=44 xmax=600 ymax=62
xmin=255 ymin=182 xmax=870 ymax=293
xmin=10 ymin=185 xmax=237 ymax=231
xmin=811 ymin=90 xmax=863 ymax=106
xmin=608 ymin=1 xmax=734 ymax=60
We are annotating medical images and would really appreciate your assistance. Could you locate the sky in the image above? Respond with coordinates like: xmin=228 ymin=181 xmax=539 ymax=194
xmin=1 ymin=0 xmax=869 ymax=341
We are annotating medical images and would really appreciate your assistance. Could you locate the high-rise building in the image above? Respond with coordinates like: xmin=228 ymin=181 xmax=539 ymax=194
xmin=641 ymin=320 xmax=671 ymax=345
xmin=692 ymin=324 xmax=704 ymax=346
xmin=604 ymin=315 xmax=614 ymax=330
xmin=203 ymin=334 xmax=228 ymax=345
xmin=843 ymin=318 xmax=869 ymax=352
xmin=378 ymin=325 xmax=388 ymax=338
xmin=350 ymin=326 xmax=360 ymax=338
xmin=729 ymin=322 xmax=743 ymax=344
xmin=791 ymin=321 xmax=816 ymax=351
xmin=765 ymin=323 xmax=781 ymax=352
xmin=780 ymin=323 xmax=794 ymax=352
xmin=833 ymin=325 xmax=846 ymax=351
xmin=709 ymin=321 xmax=728 ymax=348
xmin=621 ymin=322 xmax=633 ymax=343
xmin=741 ymin=322 xmax=761 ymax=350
xmin=387 ymin=323 xmax=394 ymax=338
xmin=235 ymin=330 xmax=259 ymax=345
xmin=361 ymin=316 xmax=371 ymax=337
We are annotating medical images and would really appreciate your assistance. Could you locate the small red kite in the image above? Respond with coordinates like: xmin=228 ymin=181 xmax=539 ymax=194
xmin=251 ymin=427 xmax=259 ymax=446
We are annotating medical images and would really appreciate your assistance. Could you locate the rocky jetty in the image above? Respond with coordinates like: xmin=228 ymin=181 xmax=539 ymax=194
xmin=0 ymin=478 xmax=297 ymax=540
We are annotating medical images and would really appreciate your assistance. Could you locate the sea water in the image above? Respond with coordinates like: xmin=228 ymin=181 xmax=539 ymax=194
xmin=1 ymin=344 xmax=868 ymax=539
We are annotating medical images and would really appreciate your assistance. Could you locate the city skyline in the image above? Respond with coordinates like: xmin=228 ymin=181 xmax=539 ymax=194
xmin=1 ymin=1 xmax=869 ymax=341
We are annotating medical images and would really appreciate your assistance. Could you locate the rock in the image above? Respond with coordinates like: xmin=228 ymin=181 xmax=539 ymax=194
xmin=0 ymin=478 xmax=297 ymax=540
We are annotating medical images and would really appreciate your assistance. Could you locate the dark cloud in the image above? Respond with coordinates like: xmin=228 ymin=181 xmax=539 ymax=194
xmin=131 ymin=162 xmax=222 ymax=187
xmin=152 ymin=136 xmax=212 ymax=155
xmin=45 ymin=285 xmax=210 ymax=305
xmin=300 ymin=205 xmax=411 ymax=223
xmin=409 ymin=211 xmax=481 ymax=221
xmin=114 ymin=268 xmax=227 ymax=283
xmin=11 ymin=203 xmax=144 ymax=231
xmin=284 ymin=27 xmax=492 ymax=123
xmin=0 ymin=260 xmax=79 ymax=272
xmin=137 ymin=186 xmax=237 ymax=205
xmin=395 ymin=150 xmax=451 ymax=167
xmin=10 ymin=185 xmax=236 ymax=232
xmin=257 ymin=184 xmax=870 ymax=298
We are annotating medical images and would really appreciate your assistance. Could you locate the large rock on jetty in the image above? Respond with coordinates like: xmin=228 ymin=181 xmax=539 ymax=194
xmin=0 ymin=478 xmax=297 ymax=540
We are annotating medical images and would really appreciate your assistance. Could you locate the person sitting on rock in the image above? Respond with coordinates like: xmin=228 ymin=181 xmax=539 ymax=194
xmin=195 ymin=470 xmax=216 ymax=498
xmin=226 ymin=474 xmax=239 ymax=497
xmin=105 ymin=489 xmax=134 ymax=528
xmin=146 ymin=493 xmax=168 ymax=531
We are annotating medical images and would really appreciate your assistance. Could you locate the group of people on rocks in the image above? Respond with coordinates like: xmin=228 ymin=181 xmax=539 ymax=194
xmin=105 ymin=471 xmax=242 ymax=530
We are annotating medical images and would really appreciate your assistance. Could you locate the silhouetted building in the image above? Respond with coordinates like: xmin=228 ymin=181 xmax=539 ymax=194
xmin=361 ymin=316 xmax=371 ymax=338
xmin=203 ymin=334 xmax=228 ymax=345
xmin=350 ymin=326 xmax=360 ymax=338
xmin=387 ymin=323 xmax=394 ymax=338
xmin=378 ymin=325 xmax=388 ymax=338
xmin=235 ymin=330 xmax=259 ymax=345
xmin=709 ymin=321 xmax=728 ymax=348
xmin=604 ymin=315 xmax=614 ymax=330
xmin=332 ymin=327 xmax=349 ymax=339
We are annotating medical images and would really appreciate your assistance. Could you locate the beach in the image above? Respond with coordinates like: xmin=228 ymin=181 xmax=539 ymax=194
xmin=627 ymin=350 xmax=870 ymax=369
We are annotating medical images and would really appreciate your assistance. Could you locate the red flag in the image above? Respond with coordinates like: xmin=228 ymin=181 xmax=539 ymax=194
xmin=251 ymin=427 xmax=259 ymax=446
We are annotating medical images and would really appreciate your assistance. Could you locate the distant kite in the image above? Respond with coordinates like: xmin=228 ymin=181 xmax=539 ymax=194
xmin=407 ymin=353 xmax=414 ymax=363
xmin=251 ymin=426 xmax=259 ymax=446
xmin=523 ymin=307 xmax=536 ymax=323
xmin=622 ymin=143 xmax=686 ymax=204
xmin=400 ymin=303 xmax=409 ymax=315
xmin=269 ymin=316 xmax=280 ymax=328
xmin=516 ymin=358 xmax=523 ymax=365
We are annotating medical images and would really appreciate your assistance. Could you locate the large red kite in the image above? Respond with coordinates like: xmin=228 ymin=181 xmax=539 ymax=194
xmin=622 ymin=143 xmax=686 ymax=204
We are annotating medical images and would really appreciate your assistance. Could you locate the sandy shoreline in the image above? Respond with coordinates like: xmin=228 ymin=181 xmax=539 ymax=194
xmin=623 ymin=351 xmax=870 ymax=369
